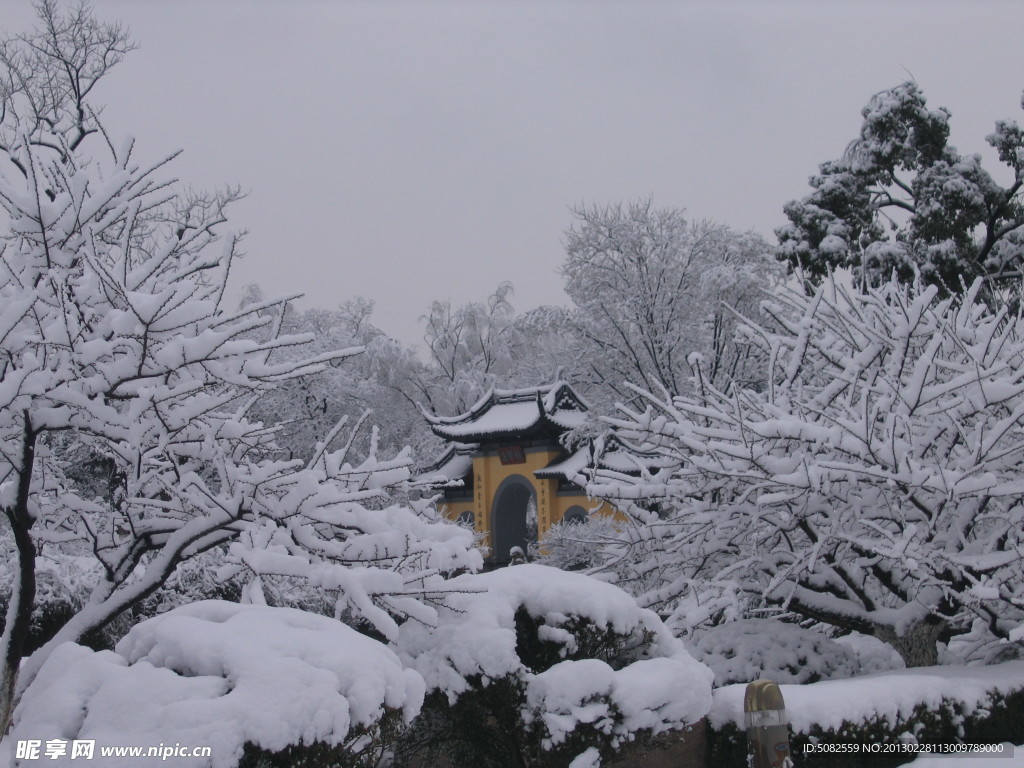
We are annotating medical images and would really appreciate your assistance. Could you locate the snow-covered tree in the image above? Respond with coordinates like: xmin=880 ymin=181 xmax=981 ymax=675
xmin=243 ymin=292 xmax=436 ymax=463
xmin=778 ymin=82 xmax=1024 ymax=293
xmin=689 ymin=619 xmax=863 ymax=686
xmin=589 ymin=275 xmax=1024 ymax=667
xmin=562 ymin=200 xmax=780 ymax=406
xmin=537 ymin=514 xmax=626 ymax=573
xmin=0 ymin=0 xmax=478 ymax=733
xmin=414 ymin=281 xmax=524 ymax=416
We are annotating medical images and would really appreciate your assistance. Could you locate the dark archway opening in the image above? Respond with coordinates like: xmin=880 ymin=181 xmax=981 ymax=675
xmin=491 ymin=475 xmax=535 ymax=564
xmin=562 ymin=505 xmax=588 ymax=525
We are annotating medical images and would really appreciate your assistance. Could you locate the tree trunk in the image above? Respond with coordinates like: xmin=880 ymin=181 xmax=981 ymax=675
xmin=877 ymin=617 xmax=945 ymax=668
xmin=0 ymin=517 xmax=37 ymax=735
xmin=0 ymin=420 xmax=39 ymax=735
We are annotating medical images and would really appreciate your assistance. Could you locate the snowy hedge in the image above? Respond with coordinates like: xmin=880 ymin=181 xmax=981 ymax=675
xmin=7 ymin=602 xmax=425 ymax=768
xmin=394 ymin=564 xmax=713 ymax=767
xmin=6 ymin=571 xmax=715 ymax=768
xmin=707 ymin=661 xmax=1024 ymax=767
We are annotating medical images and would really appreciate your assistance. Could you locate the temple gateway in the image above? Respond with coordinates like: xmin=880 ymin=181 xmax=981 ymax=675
xmin=417 ymin=382 xmax=617 ymax=566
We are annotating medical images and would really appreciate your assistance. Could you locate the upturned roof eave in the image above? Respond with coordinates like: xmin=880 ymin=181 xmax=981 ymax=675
xmin=429 ymin=411 xmax=571 ymax=443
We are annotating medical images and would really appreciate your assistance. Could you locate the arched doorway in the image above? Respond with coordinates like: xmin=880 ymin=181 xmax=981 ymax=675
xmin=562 ymin=505 xmax=588 ymax=525
xmin=491 ymin=475 xmax=535 ymax=563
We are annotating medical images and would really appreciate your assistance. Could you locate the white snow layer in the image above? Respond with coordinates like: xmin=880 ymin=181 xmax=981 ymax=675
xmin=7 ymin=567 xmax=714 ymax=768
xmin=396 ymin=564 xmax=713 ymax=744
xmin=6 ymin=601 xmax=425 ymax=768
xmin=433 ymin=399 xmax=543 ymax=437
xmin=709 ymin=660 xmax=1024 ymax=734
xmin=690 ymin=619 xmax=864 ymax=686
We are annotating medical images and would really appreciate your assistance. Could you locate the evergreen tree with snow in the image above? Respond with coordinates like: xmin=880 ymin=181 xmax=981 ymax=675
xmin=778 ymin=82 xmax=1024 ymax=294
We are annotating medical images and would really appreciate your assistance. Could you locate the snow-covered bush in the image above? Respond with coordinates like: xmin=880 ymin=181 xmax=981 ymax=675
xmin=393 ymin=564 xmax=712 ymax=767
xmin=589 ymin=275 xmax=1024 ymax=667
xmin=8 ymin=601 xmax=425 ymax=768
xmin=689 ymin=619 xmax=860 ymax=686
xmin=833 ymin=631 xmax=907 ymax=675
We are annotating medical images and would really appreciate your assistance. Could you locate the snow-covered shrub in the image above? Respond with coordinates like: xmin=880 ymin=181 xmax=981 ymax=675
xmin=833 ymin=631 xmax=907 ymax=675
xmin=689 ymin=619 xmax=860 ymax=686
xmin=394 ymin=564 xmax=712 ymax=768
xmin=8 ymin=601 xmax=425 ymax=768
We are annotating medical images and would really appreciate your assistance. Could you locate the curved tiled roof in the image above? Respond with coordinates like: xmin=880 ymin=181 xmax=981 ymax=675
xmin=413 ymin=442 xmax=476 ymax=487
xmin=424 ymin=381 xmax=589 ymax=442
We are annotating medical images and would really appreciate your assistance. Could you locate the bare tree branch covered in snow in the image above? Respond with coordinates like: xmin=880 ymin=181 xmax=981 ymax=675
xmin=562 ymin=199 xmax=782 ymax=407
xmin=415 ymin=281 xmax=524 ymax=416
xmin=0 ymin=1 xmax=478 ymax=733
xmin=589 ymin=275 xmax=1024 ymax=666
xmin=239 ymin=291 xmax=439 ymax=463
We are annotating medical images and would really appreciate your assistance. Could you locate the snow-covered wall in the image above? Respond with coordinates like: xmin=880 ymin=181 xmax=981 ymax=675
xmin=709 ymin=661 xmax=1024 ymax=734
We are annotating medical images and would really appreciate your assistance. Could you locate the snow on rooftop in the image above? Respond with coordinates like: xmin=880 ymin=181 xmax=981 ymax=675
xmin=427 ymin=381 xmax=589 ymax=440
xmin=535 ymin=446 xmax=593 ymax=479
xmin=433 ymin=399 xmax=545 ymax=439
xmin=546 ymin=408 xmax=588 ymax=430
xmin=535 ymin=440 xmax=673 ymax=480
xmin=414 ymin=444 xmax=475 ymax=486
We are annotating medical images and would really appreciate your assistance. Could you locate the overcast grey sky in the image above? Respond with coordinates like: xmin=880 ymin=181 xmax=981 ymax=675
xmin=6 ymin=1 xmax=1024 ymax=346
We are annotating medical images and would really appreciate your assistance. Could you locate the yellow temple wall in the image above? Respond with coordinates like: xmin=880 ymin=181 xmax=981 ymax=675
xmin=472 ymin=448 xmax=557 ymax=549
xmin=437 ymin=498 xmax=475 ymax=522
xmin=436 ymin=445 xmax=626 ymax=559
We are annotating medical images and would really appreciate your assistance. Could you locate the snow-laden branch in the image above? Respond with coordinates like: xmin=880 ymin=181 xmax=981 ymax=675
xmin=590 ymin=275 xmax=1024 ymax=665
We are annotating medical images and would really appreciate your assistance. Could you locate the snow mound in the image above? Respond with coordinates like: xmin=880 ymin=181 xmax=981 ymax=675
xmin=9 ymin=601 xmax=425 ymax=768
xmin=526 ymin=655 xmax=708 ymax=747
xmin=396 ymin=564 xmax=713 ymax=742
xmin=833 ymin=630 xmax=906 ymax=674
xmin=690 ymin=619 xmax=861 ymax=686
